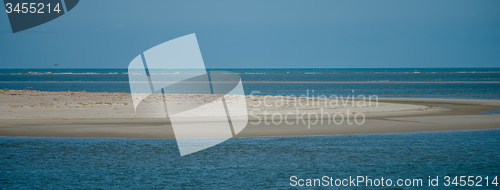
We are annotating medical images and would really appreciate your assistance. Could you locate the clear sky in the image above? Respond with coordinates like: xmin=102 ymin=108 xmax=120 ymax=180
xmin=1 ymin=0 xmax=499 ymax=68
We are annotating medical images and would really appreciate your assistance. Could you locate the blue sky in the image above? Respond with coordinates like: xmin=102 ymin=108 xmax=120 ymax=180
xmin=1 ymin=0 xmax=499 ymax=68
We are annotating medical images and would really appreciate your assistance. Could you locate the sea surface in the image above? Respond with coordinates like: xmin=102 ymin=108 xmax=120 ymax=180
xmin=1 ymin=68 xmax=499 ymax=189
xmin=1 ymin=68 xmax=500 ymax=99
xmin=1 ymin=130 xmax=499 ymax=189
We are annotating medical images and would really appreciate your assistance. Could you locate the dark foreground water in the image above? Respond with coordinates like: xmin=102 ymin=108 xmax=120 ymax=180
xmin=1 ymin=129 xmax=499 ymax=189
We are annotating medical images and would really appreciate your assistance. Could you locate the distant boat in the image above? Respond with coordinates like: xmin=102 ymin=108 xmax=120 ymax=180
xmin=54 ymin=64 xmax=58 ymax=66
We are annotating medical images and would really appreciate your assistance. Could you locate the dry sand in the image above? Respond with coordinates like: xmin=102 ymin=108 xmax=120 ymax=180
xmin=0 ymin=90 xmax=499 ymax=138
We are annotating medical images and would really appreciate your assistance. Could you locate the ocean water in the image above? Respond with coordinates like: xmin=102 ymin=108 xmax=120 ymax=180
xmin=1 ymin=129 xmax=499 ymax=189
xmin=1 ymin=68 xmax=500 ymax=99
xmin=1 ymin=68 xmax=499 ymax=189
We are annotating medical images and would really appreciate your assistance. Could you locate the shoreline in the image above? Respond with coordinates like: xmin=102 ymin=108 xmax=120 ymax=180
xmin=2 ymin=128 xmax=498 ymax=140
xmin=0 ymin=90 xmax=499 ymax=138
xmin=0 ymin=114 xmax=499 ymax=139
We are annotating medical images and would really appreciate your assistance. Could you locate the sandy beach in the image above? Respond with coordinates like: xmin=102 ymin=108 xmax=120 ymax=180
xmin=0 ymin=90 xmax=499 ymax=138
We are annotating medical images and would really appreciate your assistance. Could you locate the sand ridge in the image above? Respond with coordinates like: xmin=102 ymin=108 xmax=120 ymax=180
xmin=0 ymin=90 xmax=499 ymax=138
xmin=0 ymin=90 xmax=443 ymax=120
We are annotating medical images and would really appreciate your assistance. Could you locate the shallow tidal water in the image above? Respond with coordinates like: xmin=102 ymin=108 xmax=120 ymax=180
xmin=2 ymin=68 xmax=500 ymax=99
xmin=1 ymin=129 xmax=499 ymax=189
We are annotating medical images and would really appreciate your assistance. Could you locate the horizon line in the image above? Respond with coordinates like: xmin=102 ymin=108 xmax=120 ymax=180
xmin=1 ymin=67 xmax=500 ymax=69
